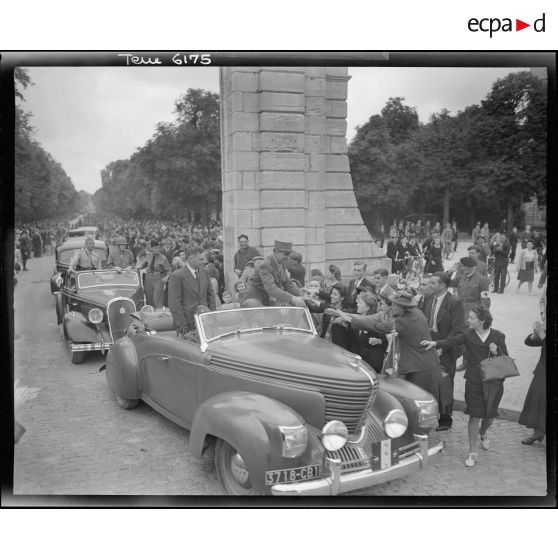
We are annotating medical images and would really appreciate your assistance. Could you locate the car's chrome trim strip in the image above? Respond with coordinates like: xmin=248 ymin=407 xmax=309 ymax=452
xmin=70 ymin=342 xmax=113 ymax=352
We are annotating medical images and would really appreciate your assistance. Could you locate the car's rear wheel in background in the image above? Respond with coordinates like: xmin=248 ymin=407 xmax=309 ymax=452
xmin=115 ymin=394 xmax=139 ymax=410
xmin=215 ymin=439 xmax=258 ymax=495
xmin=71 ymin=351 xmax=84 ymax=365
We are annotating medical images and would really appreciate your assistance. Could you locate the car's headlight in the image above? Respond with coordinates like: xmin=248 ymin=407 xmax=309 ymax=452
xmin=414 ymin=399 xmax=439 ymax=427
xmin=321 ymin=420 xmax=349 ymax=451
xmin=384 ymin=409 xmax=408 ymax=438
xmin=55 ymin=275 xmax=63 ymax=287
xmin=140 ymin=304 xmax=154 ymax=313
xmin=88 ymin=308 xmax=104 ymax=324
xmin=279 ymin=425 xmax=308 ymax=458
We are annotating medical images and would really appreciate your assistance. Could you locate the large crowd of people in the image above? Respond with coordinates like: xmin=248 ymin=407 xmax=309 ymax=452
xmin=14 ymin=213 xmax=547 ymax=464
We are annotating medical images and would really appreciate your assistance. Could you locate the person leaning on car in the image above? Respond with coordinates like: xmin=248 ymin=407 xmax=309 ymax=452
xmin=106 ymin=236 xmax=135 ymax=271
xmin=169 ymin=245 xmax=216 ymax=336
xmin=69 ymin=236 xmax=102 ymax=271
xmin=244 ymin=240 xmax=306 ymax=308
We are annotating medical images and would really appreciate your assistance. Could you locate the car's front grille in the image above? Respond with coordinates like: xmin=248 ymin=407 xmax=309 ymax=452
xmin=107 ymin=297 xmax=136 ymax=341
xmin=210 ymin=355 xmax=374 ymax=433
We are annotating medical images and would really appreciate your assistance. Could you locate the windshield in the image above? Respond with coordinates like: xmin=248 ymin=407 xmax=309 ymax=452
xmin=60 ymin=247 xmax=105 ymax=265
xmin=198 ymin=307 xmax=314 ymax=342
xmin=77 ymin=270 xmax=139 ymax=289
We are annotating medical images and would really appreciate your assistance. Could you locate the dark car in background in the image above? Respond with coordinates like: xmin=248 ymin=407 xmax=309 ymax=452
xmin=55 ymin=268 xmax=146 ymax=364
xmin=66 ymin=226 xmax=100 ymax=240
xmin=105 ymin=306 xmax=443 ymax=496
xmin=50 ymin=239 xmax=108 ymax=294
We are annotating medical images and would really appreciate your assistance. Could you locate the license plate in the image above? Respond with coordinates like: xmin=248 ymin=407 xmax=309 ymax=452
xmin=265 ymin=464 xmax=321 ymax=486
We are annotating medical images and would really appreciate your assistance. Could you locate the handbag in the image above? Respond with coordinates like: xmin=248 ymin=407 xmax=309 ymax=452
xmin=480 ymin=346 xmax=519 ymax=382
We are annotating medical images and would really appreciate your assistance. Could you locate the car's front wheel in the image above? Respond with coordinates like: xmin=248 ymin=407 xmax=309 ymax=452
xmin=116 ymin=394 xmax=139 ymax=410
xmin=215 ymin=439 xmax=259 ymax=496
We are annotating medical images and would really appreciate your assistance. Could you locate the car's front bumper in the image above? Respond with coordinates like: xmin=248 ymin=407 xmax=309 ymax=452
xmin=69 ymin=341 xmax=113 ymax=354
xmin=271 ymin=434 xmax=444 ymax=496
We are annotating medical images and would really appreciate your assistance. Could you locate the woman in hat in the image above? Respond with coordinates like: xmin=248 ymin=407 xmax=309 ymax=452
xmin=330 ymin=291 xmax=443 ymax=401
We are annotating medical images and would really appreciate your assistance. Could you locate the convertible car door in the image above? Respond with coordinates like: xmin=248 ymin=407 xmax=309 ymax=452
xmin=138 ymin=334 xmax=210 ymax=429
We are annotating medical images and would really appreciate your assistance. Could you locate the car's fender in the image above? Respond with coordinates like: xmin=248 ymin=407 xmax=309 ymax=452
xmin=105 ymin=336 xmax=140 ymax=400
xmin=190 ymin=391 xmax=309 ymax=492
xmin=377 ymin=373 xmax=438 ymax=432
xmin=63 ymin=312 xmax=101 ymax=343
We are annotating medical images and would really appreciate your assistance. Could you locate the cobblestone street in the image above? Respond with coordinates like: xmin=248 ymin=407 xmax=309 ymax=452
xmin=10 ymin=250 xmax=549 ymax=499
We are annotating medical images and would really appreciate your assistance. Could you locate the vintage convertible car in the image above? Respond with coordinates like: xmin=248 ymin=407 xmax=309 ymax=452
xmin=55 ymin=268 xmax=146 ymax=364
xmin=50 ymin=238 xmax=108 ymax=294
xmin=105 ymin=306 xmax=443 ymax=496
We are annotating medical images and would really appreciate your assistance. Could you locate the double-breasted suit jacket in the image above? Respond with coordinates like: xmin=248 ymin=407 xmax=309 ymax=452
xmin=169 ymin=265 xmax=216 ymax=333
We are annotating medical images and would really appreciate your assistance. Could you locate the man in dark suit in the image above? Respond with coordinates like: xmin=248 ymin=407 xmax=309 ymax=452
xmin=169 ymin=245 xmax=216 ymax=336
xmin=347 ymin=261 xmax=374 ymax=312
xmin=421 ymin=272 xmax=466 ymax=430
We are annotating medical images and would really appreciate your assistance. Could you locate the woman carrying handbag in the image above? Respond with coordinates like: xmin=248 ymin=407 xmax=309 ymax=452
xmin=422 ymin=305 xmax=510 ymax=467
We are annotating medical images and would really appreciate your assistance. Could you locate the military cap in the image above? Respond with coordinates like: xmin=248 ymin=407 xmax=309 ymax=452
xmin=115 ymin=236 xmax=128 ymax=246
xmin=274 ymin=240 xmax=293 ymax=253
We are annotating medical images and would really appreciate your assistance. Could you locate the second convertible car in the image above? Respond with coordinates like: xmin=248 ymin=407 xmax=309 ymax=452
xmin=56 ymin=268 xmax=146 ymax=364
xmin=105 ymin=306 xmax=444 ymax=495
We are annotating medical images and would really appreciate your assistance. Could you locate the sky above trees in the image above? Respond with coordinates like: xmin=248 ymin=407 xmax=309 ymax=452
xmin=21 ymin=65 xmax=532 ymax=194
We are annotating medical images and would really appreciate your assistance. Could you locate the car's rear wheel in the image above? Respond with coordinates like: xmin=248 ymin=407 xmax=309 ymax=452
xmin=215 ymin=439 xmax=258 ymax=496
xmin=116 ymin=394 xmax=139 ymax=410
xmin=71 ymin=351 xmax=84 ymax=365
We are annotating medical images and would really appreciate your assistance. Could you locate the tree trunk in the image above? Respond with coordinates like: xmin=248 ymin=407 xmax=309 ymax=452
xmin=443 ymin=186 xmax=450 ymax=226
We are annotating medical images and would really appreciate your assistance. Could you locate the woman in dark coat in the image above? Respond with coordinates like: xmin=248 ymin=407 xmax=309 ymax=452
xmin=313 ymin=282 xmax=351 ymax=350
xmin=423 ymin=305 xmax=507 ymax=467
xmin=348 ymin=290 xmax=388 ymax=373
xmin=332 ymin=291 xmax=443 ymax=403
xmin=519 ymin=321 xmax=546 ymax=444
xmin=424 ymin=235 xmax=444 ymax=274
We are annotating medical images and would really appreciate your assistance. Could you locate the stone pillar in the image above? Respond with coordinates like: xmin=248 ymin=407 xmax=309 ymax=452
xmin=220 ymin=67 xmax=385 ymax=285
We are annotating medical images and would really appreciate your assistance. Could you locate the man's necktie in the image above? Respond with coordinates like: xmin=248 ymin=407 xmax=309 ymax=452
xmin=429 ymin=297 xmax=437 ymax=329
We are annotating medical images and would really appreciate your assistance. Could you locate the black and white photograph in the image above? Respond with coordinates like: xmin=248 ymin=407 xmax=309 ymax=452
xmin=3 ymin=52 xmax=554 ymax=503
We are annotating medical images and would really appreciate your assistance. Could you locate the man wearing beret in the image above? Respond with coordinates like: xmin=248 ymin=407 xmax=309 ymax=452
xmin=137 ymin=239 xmax=171 ymax=308
xmin=233 ymin=234 xmax=261 ymax=278
xmin=244 ymin=240 xmax=306 ymax=307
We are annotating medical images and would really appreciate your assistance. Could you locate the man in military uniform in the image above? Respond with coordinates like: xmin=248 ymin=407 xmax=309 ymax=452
xmin=106 ymin=236 xmax=135 ymax=271
xmin=244 ymin=240 xmax=306 ymax=307
xmin=69 ymin=237 xmax=102 ymax=271
xmin=137 ymin=239 xmax=171 ymax=308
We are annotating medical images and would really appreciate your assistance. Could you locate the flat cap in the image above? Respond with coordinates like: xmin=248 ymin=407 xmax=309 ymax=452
xmin=460 ymin=256 xmax=477 ymax=267
xmin=274 ymin=240 xmax=293 ymax=253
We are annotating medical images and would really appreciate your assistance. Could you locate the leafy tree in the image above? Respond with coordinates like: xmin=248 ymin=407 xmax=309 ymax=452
xmin=97 ymin=88 xmax=221 ymax=222
xmin=381 ymin=97 xmax=419 ymax=145
xmin=15 ymin=68 xmax=80 ymax=221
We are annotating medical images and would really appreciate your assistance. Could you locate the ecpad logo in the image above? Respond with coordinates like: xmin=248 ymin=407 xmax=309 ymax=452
xmin=468 ymin=13 xmax=545 ymax=37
